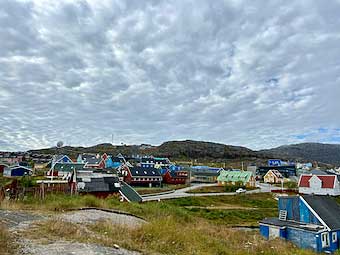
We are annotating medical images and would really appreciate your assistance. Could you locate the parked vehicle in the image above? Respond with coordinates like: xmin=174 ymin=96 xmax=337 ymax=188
xmin=236 ymin=188 xmax=246 ymax=193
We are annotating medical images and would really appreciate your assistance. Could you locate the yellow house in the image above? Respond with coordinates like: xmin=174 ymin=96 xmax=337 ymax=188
xmin=264 ymin=169 xmax=283 ymax=184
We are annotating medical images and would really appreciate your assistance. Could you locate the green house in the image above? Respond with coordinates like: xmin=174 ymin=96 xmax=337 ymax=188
xmin=217 ymin=170 xmax=255 ymax=187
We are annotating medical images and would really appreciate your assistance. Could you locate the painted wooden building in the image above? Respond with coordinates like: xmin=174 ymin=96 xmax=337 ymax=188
xmin=260 ymin=195 xmax=340 ymax=253
xmin=217 ymin=170 xmax=256 ymax=187
xmin=162 ymin=169 xmax=188 ymax=184
xmin=121 ymin=165 xmax=162 ymax=186
xmin=48 ymin=162 xmax=86 ymax=177
xmin=77 ymin=153 xmax=107 ymax=169
xmin=298 ymin=173 xmax=340 ymax=196
xmin=258 ymin=165 xmax=296 ymax=178
xmin=264 ymin=170 xmax=284 ymax=184
xmin=190 ymin=166 xmax=222 ymax=183
xmin=3 ymin=166 xmax=33 ymax=177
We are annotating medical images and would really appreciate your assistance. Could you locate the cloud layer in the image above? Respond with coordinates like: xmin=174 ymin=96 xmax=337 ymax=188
xmin=1 ymin=0 xmax=340 ymax=151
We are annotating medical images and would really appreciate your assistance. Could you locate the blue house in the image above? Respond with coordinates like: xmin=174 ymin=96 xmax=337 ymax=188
xmin=260 ymin=195 xmax=340 ymax=253
xmin=3 ymin=166 xmax=33 ymax=177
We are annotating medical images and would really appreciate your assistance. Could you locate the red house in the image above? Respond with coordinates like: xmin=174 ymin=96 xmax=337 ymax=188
xmin=121 ymin=165 xmax=162 ymax=186
xmin=163 ymin=169 xmax=188 ymax=184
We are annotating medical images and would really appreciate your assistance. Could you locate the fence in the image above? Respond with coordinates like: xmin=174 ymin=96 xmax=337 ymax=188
xmin=0 ymin=183 xmax=72 ymax=201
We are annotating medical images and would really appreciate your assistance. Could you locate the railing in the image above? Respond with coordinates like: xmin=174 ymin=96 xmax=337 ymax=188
xmin=119 ymin=181 xmax=143 ymax=202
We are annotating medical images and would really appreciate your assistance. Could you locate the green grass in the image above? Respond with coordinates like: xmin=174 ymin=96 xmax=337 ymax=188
xmin=135 ymin=184 xmax=189 ymax=195
xmin=0 ymin=177 xmax=13 ymax=187
xmin=165 ymin=193 xmax=277 ymax=208
xmin=187 ymin=185 xmax=258 ymax=194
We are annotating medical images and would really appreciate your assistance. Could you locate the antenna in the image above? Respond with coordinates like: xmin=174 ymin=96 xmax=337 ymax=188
xmin=56 ymin=141 xmax=64 ymax=148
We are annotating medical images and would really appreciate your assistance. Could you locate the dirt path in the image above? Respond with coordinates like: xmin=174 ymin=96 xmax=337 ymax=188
xmin=0 ymin=209 xmax=143 ymax=255
xmin=20 ymin=240 xmax=140 ymax=255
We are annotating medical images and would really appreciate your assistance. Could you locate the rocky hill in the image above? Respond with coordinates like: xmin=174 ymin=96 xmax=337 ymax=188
xmin=260 ymin=143 xmax=340 ymax=165
xmin=28 ymin=140 xmax=268 ymax=162
xmin=28 ymin=140 xmax=340 ymax=166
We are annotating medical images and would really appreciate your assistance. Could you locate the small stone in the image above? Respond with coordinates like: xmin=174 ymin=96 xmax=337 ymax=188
xmin=113 ymin=244 xmax=120 ymax=249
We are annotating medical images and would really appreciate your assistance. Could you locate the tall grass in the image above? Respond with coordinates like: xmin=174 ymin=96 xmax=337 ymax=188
xmin=25 ymin=218 xmax=317 ymax=255
xmin=0 ymin=225 xmax=16 ymax=255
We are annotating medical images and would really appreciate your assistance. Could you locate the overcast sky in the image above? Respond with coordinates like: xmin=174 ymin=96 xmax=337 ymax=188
xmin=1 ymin=0 xmax=340 ymax=151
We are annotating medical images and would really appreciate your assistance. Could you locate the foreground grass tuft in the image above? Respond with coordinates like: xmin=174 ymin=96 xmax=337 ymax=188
xmin=0 ymin=225 xmax=16 ymax=255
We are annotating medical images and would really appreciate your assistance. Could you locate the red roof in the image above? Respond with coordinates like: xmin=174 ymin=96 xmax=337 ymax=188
xmin=299 ymin=175 xmax=336 ymax=188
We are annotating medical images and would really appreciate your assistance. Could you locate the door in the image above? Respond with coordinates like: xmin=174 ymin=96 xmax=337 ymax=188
xmin=269 ymin=227 xmax=280 ymax=239
xmin=321 ymin=232 xmax=330 ymax=248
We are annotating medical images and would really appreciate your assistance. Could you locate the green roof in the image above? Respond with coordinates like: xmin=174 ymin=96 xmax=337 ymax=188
xmin=217 ymin=170 xmax=253 ymax=183
xmin=53 ymin=163 xmax=85 ymax=172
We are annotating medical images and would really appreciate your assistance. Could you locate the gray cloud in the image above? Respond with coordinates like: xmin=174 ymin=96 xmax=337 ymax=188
xmin=1 ymin=0 xmax=340 ymax=151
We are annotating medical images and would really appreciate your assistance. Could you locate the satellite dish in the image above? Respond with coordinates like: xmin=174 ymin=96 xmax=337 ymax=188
xmin=56 ymin=141 xmax=64 ymax=148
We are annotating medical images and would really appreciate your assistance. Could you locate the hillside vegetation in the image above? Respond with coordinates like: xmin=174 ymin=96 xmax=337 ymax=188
xmin=28 ymin=140 xmax=340 ymax=165
xmin=28 ymin=140 xmax=270 ymax=162
xmin=260 ymin=142 xmax=340 ymax=165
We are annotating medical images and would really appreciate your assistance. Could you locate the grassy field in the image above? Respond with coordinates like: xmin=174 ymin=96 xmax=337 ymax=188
xmin=187 ymin=185 xmax=258 ymax=194
xmin=135 ymin=184 xmax=189 ymax=195
xmin=1 ymin=193 xmax=318 ymax=255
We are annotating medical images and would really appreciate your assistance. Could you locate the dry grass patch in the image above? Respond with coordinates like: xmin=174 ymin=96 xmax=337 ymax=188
xmin=22 ymin=216 xmax=318 ymax=255
xmin=0 ymin=224 xmax=16 ymax=255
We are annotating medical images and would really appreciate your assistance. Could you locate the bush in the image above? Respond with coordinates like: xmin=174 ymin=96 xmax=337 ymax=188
xmin=19 ymin=176 xmax=36 ymax=187
xmin=284 ymin=181 xmax=298 ymax=189
xmin=224 ymin=182 xmax=246 ymax=192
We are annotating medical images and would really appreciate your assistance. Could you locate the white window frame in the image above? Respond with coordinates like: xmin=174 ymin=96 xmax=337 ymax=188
xmin=321 ymin=232 xmax=330 ymax=248
xmin=332 ymin=232 xmax=337 ymax=243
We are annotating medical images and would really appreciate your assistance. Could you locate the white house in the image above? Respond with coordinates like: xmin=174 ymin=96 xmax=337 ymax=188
xmin=298 ymin=174 xmax=340 ymax=196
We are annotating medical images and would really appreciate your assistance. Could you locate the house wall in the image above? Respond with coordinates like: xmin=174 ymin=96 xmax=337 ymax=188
xmin=259 ymin=225 xmax=269 ymax=238
xmin=315 ymin=231 xmax=340 ymax=253
xmin=264 ymin=172 xmax=275 ymax=183
xmin=299 ymin=187 xmax=340 ymax=196
xmin=279 ymin=197 xmax=300 ymax=221
xmin=286 ymin=228 xmax=317 ymax=251
xmin=299 ymin=199 xmax=321 ymax=225
xmin=329 ymin=231 xmax=340 ymax=253
xmin=3 ymin=168 xmax=11 ymax=177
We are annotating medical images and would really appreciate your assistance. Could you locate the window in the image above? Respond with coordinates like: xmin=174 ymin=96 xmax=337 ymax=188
xmin=321 ymin=232 xmax=330 ymax=248
xmin=279 ymin=210 xmax=287 ymax=221
xmin=332 ymin=232 xmax=337 ymax=243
